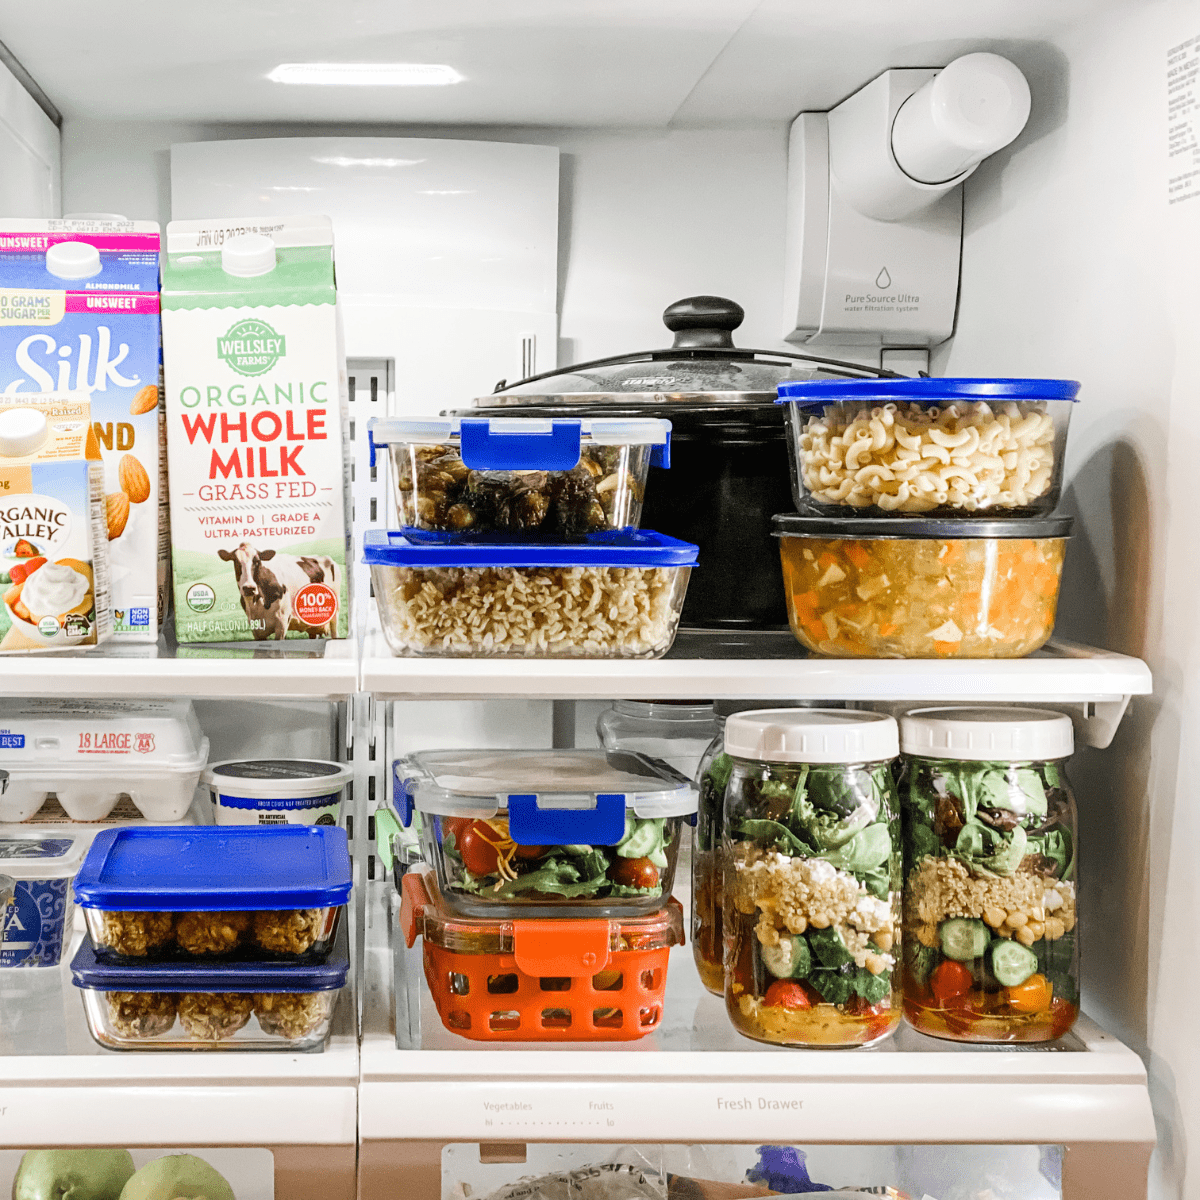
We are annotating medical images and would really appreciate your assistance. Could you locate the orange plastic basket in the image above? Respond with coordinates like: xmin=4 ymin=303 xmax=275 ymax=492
xmin=400 ymin=867 xmax=684 ymax=1042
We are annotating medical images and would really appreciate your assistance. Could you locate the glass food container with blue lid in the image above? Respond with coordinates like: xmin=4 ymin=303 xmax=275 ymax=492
xmin=391 ymin=748 xmax=696 ymax=919
xmin=74 ymin=826 xmax=352 ymax=964
xmin=777 ymin=377 xmax=1080 ymax=517
xmin=70 ymin=922 xmax=350 ymax=1051
xmin=367 ymin=415 xmax=671 ymax=539
xmin=363 ymin=528 xmax=697 ymax=659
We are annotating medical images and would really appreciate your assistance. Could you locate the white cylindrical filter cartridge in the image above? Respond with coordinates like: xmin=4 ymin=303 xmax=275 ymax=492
xmin=205 ymin=759 xmax=352 ymax=826
xmin=891 ymin=52 xmax=1031 ymax=184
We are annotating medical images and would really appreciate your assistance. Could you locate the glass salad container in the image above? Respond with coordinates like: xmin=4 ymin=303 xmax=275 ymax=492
xmin=777 ymin=378 xmax=1080 ymax=517
xmin=596 ymin=700 xmax=718 ymax=782
xmin=73 ymin=826 xmax=352 ymax=963
xmin=392 ymin=748 xmax=695 ymax=919
xmin=400 ymin=866 xmax=684 ymax=1042
xmin=774 ymin=513 xmax=1072 ymax=658
xmin=899 ymin=707 xmax=1079 ymax=1043
xmin=692 ymin=700 xmax=825 ymax=997
xmin=367 ymin=416 xmax=671 ymax=538
xmin=71 ymin=925 xmax=349 ymax=1051
xmin=721 ymin=710 xmax=902 ymax=1047
xmin=363 ymin=529 xmax=697 ymax=659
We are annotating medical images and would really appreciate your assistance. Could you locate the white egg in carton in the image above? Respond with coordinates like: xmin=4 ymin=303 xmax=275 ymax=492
xmin=0 ymin=699 xmax=209 ymax=823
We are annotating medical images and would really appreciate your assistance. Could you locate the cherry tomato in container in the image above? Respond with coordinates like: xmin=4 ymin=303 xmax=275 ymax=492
xmin=763 ymin=980 xmax=812 ymax=1010
xmin=440 ymin=816 xmax=474 ymax=844
xmin=608 ymin=857 xmax=661 ymax=889
xmin=457 ymin=822 xmax=505 ymax=876
xmin=514 ymin=843 xmax=547 ymax=861
xmin=929 ymin=960 xmax=974 ymax=1004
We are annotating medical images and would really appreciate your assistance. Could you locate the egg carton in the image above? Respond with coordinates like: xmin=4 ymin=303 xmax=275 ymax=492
xmin=0 ymin=699 xmax=209 ymax=824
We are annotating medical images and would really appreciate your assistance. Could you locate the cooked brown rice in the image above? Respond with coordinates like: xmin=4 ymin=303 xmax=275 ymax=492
xmin=374 ymin=564 xmax=688 ymax=657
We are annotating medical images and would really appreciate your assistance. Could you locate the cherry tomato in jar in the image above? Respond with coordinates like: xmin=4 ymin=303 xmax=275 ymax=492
xmin=440 ymin=816 xmax=474 ymax=844
xmin=929 ymin=960 xmax=974 ymax=1004
xmin=608 ymin=857 xmax=661 ymax=889
xmin=763 ymin=980 xmax=812 ymax=1010
xmin=1006 ymin=973 xmax=1053 ymax=1013
xmin=457 ymin=821 xmax=505 ymax=876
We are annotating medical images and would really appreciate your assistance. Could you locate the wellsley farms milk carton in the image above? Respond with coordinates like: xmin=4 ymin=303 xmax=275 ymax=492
xmin=162 ymin=216 xmax=350 ymax=642
xmin=0 ymin=220 xmax=166 ymax=642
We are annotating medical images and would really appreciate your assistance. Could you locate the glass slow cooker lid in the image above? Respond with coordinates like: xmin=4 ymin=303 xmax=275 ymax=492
xmin=478 ymin=295 xmax=895 ymax=407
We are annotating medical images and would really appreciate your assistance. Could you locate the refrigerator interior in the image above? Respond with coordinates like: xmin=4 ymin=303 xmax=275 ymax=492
xmin=0 ymin=0 xmax=1192 ymax=1196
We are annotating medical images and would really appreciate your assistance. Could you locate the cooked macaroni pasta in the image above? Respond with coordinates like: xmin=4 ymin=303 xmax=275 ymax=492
xmin=795 ymin=401 xmax=1057 ymax=513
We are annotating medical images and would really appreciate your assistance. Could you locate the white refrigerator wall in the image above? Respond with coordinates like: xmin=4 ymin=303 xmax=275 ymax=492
xmin=0 ymin=58 xmax=59 ymax=217
xmin=940 ymin=4 xmax=1199 ymax=1196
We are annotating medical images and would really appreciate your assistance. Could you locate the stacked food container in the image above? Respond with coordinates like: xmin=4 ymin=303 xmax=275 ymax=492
xmin=68 ymin=826 xmax=352 ymax=1051
xmin=363 ymin=416 xmax=698 ymax=659
xmin=774 ymin=378 xmax=1080 ymax=659
xmin=387 ymin=749 xmax=691 ymax=1041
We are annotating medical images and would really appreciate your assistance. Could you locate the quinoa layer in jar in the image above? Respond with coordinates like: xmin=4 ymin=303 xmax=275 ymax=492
xmin=775 ymin=514 xmax=1071 ymax=659
xmin=900 ymin=707 xmax=1079 ymax=1043
xmin=721 ymin=710 xmax=902 ymax=1047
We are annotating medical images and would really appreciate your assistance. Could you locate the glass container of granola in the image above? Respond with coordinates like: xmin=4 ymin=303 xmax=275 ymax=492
xmin=721 ymin=709 xmax=901 ymax=1047
xmin=693 ymin=700 xmax=824 ymax=997
xmin=899 ymin=706 xmax=1078 ymax=1043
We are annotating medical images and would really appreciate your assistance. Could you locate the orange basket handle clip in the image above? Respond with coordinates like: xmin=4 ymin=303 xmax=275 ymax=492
xmin=399 ymin=870 xmax=432 ymax=948
xmin=512 ymin=919 xmax=612 ymax=977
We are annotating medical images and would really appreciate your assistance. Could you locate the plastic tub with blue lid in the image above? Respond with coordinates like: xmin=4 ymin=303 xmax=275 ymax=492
xmin=70 ymin=921 xmax=349 ymax=1050
xmin=367 ymin=415 xmax=671 ymax=539
xmin=391 ymin=748 xmax=695 ymax=919
xmin=776 ymin=378 xmax=1080 ymax=517
xmin=363 ymin=528 xmax=697 ymax=659
xmin=74 ymin=826 xmax=352 ymax=964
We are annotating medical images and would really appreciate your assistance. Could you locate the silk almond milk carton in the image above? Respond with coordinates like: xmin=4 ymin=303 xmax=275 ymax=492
xmin=162 ymin=216 xmax=350 ymax=642
xmin=0 ymin=394 xmax=111 ymax=651
xmin=0 ymin=219 xmax=165 ymax=642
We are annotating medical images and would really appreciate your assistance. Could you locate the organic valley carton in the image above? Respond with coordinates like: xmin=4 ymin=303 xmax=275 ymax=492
xmin=0 ymin=394 xmax=111 ymax=651
xmin=162 ymin=216 xmax=350 ymax=642
xmin=0 ymin=219 xmax=165 ymax=643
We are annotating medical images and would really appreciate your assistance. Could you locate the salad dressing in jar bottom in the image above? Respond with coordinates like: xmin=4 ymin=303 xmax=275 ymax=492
xmin=900 ymin=707 xmax=1079 ymax=1044
xmin=721 ymin=709 xmax=902 ymax=1047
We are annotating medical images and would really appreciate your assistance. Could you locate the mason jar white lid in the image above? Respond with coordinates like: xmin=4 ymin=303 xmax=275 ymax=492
xmin=901 ymin=706 xmax=1074 ymax=761
xmin=724 ymin=709 xmax=898 ymax=764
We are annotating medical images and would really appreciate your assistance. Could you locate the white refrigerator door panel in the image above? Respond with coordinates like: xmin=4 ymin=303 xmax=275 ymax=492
xmin=0 ymin=59 xmax=58 ymax=216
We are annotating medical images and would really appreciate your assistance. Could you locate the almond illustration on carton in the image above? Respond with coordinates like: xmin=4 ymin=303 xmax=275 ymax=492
xmin=130 ymin=385 xmax=159 ymax=415
xmin=118 ymin=453 xmax=151 ymax=504
xmin=106 ymin=491 xmax=130 ymax=539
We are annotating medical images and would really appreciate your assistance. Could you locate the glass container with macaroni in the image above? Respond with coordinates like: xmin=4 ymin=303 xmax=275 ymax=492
xmin=721 ymin=709 xmax=902 ymax=1047
xmin=899 ymin=707 xmax=1079 ymax=1043
xmin=777 ymin=378 xmax=1079 ymax=518
xmin=774 ymin=513 xmax=1072 ymax=659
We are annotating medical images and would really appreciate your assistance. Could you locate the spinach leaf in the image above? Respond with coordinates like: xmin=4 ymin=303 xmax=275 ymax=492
xmin=857 ymin=863 xmax=892 ymax=900
xmin=953 ymin=821 xmax=1027 ymax=877
xmin=908 ymin=822 xmax=941 ymax=864
xmin=705 ymin=752 xmax=734 ymax=795
xmin=1028 ymin=828 xmax=1074 ymax=879
xmin=808 ymin=962 xmax=890 ymax=1006
xmin=808 ymin=926 xmax=853 ymax=969
xmin=737 ymin=818 xmax=810 ymax=857
xmin=820 ymin=822 xmax=891 ymax=872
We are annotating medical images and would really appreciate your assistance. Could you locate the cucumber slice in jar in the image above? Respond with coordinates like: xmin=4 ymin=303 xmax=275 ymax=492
xmin=990 ymin=938 xmax=1039 ymax=987
xmin=939 ymin=918 xmax=990 ymax=962
xmin=760 ymin=935 xmax=812 ymax=980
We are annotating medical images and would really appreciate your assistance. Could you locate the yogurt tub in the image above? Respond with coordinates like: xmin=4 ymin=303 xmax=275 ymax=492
xmin=0 ymin=835 xmax=87 ymax=967
xmin=204 ymin=760 xmax=352 ymax=827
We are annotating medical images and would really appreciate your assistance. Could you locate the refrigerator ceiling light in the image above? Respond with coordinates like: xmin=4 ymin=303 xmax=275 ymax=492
xmin=267 ymin=62 xmax=464 ymax=86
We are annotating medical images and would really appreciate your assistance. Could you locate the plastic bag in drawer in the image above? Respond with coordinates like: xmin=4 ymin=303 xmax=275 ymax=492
xmin=0 ymin=699 xmax=209 ymax=822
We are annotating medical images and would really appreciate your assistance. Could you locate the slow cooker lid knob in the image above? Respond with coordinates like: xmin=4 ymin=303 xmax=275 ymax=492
xmin=663 ymin=295 xmax=744 ymax=350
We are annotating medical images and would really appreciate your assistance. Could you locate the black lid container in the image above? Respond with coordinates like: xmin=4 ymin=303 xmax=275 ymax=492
xmin=469 ymin=296 xmax=894 ymax=629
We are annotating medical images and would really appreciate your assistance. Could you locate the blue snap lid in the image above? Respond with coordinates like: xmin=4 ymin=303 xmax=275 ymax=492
xmin=73 ymin=826 xmax=352 ymax=911
xmin=70 ymin=926 xmax=350 ymax=993
xmin=776 ymin=378 xmax=1081 ymax=404
xmin=362 ymin=527 xmax=698 ymax=568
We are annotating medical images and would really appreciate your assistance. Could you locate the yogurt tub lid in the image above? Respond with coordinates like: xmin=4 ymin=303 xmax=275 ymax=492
xmin=0 ymin=835 xmax=87 ymax=877
xmin=70 ymin=927 xmax=350 ymax=993
xmin=901 ymin=706 xmax=1074 ymax=760
xmin=772 ymin=513 xmax=1074 ymax=540
xmin=776 ymin=377 xmax=1081 ymax=403
xmin=204 ymin=759 xmax=352 ymax=799
xmin=724 ymin=709 xmax=899 ymax=764
xmin=73 ymin=826 xmax=352 ymax=911
xmin=363 ymin=528 xmax=698 ymax=568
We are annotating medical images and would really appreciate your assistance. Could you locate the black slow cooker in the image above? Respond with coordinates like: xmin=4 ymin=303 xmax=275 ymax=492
xmin=471 ymin=296 xmax=894 ymax=629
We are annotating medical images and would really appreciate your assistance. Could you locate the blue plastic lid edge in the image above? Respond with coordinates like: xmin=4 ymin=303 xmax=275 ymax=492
xmin=776 ymin=377 xmax=1081 ymax=403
